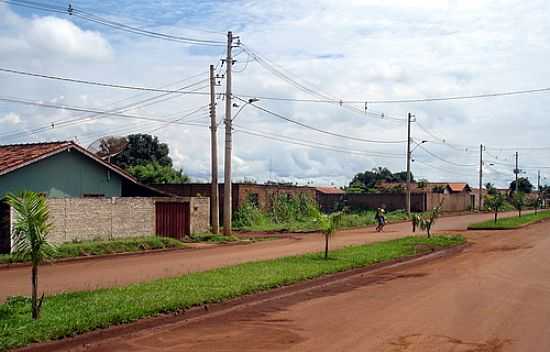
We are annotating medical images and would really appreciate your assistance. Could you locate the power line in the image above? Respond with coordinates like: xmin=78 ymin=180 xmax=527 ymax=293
xmin=416 ymin=144 xmax=477 ymax=167
xmin=0 ymin=96 xmax=210 ymax=128
xmin=233 ymin=125 xmax=405 ymax=158
xmin=234 ymin=128 xmax=406 ymax=159
xmin=235 ymin=96 xmax=407 ymax=144
xmin=4 ymin=0 xmax=225 ymax=46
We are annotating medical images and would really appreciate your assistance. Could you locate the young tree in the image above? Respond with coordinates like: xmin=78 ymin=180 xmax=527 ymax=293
xmin=511 ymin=192 xmax=526 ymax=217
xmin=318 ymin=212 xmax=342 ymax=259
xmin=418 ymin=205 xmax=441 ymax=238
xmin=484 ymin=193 xmax=505 ymax=223
xmin=6 ymin=192 xmax=54 ymax=320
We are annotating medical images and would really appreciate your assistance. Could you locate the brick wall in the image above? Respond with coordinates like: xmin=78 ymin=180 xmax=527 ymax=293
xmin=16 ymin=196 xmax=211 ymax=245
xmin=190 ymin=197 xmax=210 ymax=234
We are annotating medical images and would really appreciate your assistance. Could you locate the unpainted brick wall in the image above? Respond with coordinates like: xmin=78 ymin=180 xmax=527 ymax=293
xmin=190 ymin=197 xmax=210 ymax=234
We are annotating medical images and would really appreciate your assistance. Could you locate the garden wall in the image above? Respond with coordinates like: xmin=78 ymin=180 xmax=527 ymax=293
xmin=6 ymin=197 xmax=210 ymax=247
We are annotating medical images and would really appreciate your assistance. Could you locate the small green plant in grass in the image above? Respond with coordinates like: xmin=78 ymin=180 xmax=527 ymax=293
xmin=318 ymin=212 xmax=343 ymax=259
xmin=484 ymin=193 xmax=506 ymax=223
xmin=417 ymin=205 xmax=442 ymax=238
xmin=6 ymin=192 xmax=55 ymax=320
xmin=511 ymin=192 xmax=526 ymax=217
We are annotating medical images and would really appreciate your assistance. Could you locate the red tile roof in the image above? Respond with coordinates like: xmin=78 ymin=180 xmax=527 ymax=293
xmin=316 ymin=187 xmax=345 ymax=194
xmin=0 ymin=141 xmax=72 ymax=175
xmin=448 ymin=183 xmax=470 ymax=192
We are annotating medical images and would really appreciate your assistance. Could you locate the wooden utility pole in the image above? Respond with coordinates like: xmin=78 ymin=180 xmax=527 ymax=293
xmin=406 ymin=112 xmax=412 ymax=216
xmin=514 ymin=152 xmax=519 ymax=193
xmin=223 ymin=31 xmax=234 ymax=235
xmin=479 ymin=144 xmax=483 ymax=211
xmin=209 ymin=64 xmax=219 ymax=234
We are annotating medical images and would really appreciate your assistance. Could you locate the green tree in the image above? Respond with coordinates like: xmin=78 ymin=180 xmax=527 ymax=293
xmin=348 ymin=167 xmax=413 ymax=193
xmin=484 ymin=193 xmax=505 ymax=223
xmin=318 ymin=212 xmax=342 ymax=259
xmin=485 ymin=182 xmax=497 ymax=195
xmin=510 ymin=177 xmax=533 ymax=194
xmin=511 ymin=192 xmax=526 ymax=217
xmin=6 ymin=192 xmax=55 ymax=320
xmin=417 ymin=205 xmax=441 ymax=238
xmin=127 ymin=162 xmax=190 ymax=185
xmin=111 ymin=134 xmax=172 ymax=169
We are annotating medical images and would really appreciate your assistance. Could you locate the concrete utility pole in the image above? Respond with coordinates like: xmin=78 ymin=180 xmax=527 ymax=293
xmin=223 ymin=31 xmax=235 ymax=235
xmin=209 ymin=64 xmax=219 ymax=234
xmin=406 ymin=112 xmax=412 ymax=216
xmin=515 ymin=152 xmax=519 ymax=193
xmin=479 ymin=144 xmax=483 ymax=211
xmin=537 ymin=170 xmax=541 ymax=214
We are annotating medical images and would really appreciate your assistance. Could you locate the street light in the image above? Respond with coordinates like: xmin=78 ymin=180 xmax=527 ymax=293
xmin=232 ymin=98 xmax=259 ymax=122
xmin=407 ymin=139 xmax=428 ymax=215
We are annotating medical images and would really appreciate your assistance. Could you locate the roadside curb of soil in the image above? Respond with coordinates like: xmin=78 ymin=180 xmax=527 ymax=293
xmin=14 ymin=242 xmax=469 ymax=352
xmin=0 ymin=239 xmax=259 ymax=271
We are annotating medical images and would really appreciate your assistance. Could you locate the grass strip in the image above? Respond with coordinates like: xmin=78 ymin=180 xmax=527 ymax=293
xmin=0 ymin=236 xmax=185 ymax=265
xmin=0 ymin=235 xmax=464 ymax=351
xmin=468 ymin=210 xmax=550 ymax=230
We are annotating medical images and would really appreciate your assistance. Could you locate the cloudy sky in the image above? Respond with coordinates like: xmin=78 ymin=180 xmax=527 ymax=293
xmin=1 ymin=0 xmax=550 ymax=188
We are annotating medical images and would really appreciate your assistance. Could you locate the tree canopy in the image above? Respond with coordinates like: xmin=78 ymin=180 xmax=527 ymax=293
xmin=127 ymin=162 xmax=190 ymax=185
xmin=111 ymin=134 xmax=172 ymax=169
xmin=346 ymin=167 xmax=413 ymax=193
xmin=510 ymin=177 xmax=533 ymax=193
xmin=110 ymin=134 xmax=189 ymax=185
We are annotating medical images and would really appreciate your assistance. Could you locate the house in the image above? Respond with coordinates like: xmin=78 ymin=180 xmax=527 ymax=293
xmin=424 ymin=182 xmax=472 ymax=194
xmin=315 ymin=187 xmax=345 ymax=212
xmin=0 ymin=141 xmax=164 ymax=198
xmin=0 ymin=141 xmax=209 ymax=253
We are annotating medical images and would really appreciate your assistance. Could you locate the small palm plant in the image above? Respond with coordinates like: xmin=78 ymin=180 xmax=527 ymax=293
xmin=318 ymin=212 xmax=342 ymax=259
xmin=6 ymin=192 xmax=54 ymax=320
xmin=418 ymin=205 xmax=442 ymax=238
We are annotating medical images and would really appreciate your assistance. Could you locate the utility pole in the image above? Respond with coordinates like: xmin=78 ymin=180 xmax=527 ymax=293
xmin=479 ymin=144 xmax=483 ymax=211
xmin=514 ymin=152 xmax=519 ymax=193
xmin=406 ymin=112 xmax=412 ymax=216
xmin=223 ymin=31 xmax=235 ymax=235
xmin=209 ymin=64 xmax=219 ymax=234
xmin=537 ymin=170 xmax=541 ymax=214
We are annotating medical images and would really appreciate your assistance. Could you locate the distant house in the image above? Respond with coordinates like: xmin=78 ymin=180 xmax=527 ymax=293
xmin=315 ymin=187 xmax=345 ymax=213
xmin=425 ymin=182 xmax=472 ymax=194
xmin=0 ymin=141 xmax=164 ymax=198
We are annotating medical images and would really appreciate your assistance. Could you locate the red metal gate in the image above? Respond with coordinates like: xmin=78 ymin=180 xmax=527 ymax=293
xmin=155 ymin=202 xmax=190 ymax=240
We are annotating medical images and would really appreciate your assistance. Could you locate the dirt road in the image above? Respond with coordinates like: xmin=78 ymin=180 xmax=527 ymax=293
xmin=0 ymin=211 xmax=522 ymax=301
xmin=65 ymin=219 xmax=550 ymax=352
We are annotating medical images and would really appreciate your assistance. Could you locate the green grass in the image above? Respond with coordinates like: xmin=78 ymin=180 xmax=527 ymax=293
xmin=0 ymin=235 xmax=464 ymax=351
xmin=0 ymin=236 xmax=185 ymax=265
xmin=235 ymin=210 xmax=412 ymax=233
xmin=468 ymin=210 xmax=550 ymax=230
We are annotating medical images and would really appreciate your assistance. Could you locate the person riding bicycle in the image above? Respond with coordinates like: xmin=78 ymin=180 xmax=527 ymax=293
xmin=375 ymin=207 xmax=386 ymax=232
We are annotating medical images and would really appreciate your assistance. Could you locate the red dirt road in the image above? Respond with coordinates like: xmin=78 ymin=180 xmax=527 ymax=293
xmin=60 ymin=219 xmax=550 ymax=352
xmin=0 ymin=211 xmax=526 ymax=302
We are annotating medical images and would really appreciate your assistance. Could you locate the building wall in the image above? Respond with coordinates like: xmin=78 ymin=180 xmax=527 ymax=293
xmin=237 ymin=184 xmax=317 ymax=212
xmin=0 ymin=150 xmax=122 ymax=198
xmin=344 ymin=193 xmax=426 ymax=212
xmin=426 ymin=193 xmax=474 ymax=212
xmin=5 ymin=197 xmax=210 ymax=246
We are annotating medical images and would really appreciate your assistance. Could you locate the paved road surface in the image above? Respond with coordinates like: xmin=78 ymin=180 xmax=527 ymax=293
xmin=0 ymin=211 xmax=523 ymax=301
xmin=73 ymin=219 xmax=550 ymax=352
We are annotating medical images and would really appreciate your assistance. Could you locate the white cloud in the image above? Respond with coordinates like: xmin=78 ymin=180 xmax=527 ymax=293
xmin=25 ymin=16 xmax=112 ymax=61
xmin=0 ymin=112 xmax=21 ymax=125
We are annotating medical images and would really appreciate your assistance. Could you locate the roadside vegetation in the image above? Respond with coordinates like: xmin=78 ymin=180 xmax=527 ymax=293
xmin=468 ymin=210 xmax=550 ymax=230
xmin=0 ymin=236 xmax=185 ymax=265
xmin=233 ymin=194 xmax=410 ymax=232
xmin=0 ymin=235 xmax=464 ymax=351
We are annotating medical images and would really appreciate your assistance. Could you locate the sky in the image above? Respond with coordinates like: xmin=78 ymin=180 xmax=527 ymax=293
xmin=1 ymin=0 xmax=550 ymax=188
